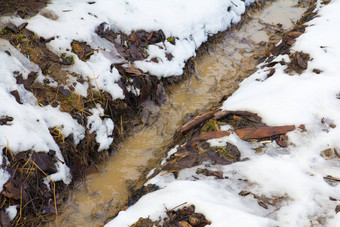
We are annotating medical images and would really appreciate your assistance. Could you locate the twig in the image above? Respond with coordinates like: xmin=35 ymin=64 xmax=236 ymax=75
xmin=169 ymin=202 xmax=188 ymax=212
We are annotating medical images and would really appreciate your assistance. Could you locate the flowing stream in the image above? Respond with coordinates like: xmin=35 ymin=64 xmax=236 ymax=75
xmin=56 ymin=1 xmax=305 ymax=226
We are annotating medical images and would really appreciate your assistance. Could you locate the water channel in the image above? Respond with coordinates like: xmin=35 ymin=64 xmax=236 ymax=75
xmin=55 ymin=1 xmax=306 ymax=226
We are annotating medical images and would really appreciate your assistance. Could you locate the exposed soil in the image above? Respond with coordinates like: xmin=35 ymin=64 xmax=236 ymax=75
xmin=0 ymin=0 xmax=48 ymax=18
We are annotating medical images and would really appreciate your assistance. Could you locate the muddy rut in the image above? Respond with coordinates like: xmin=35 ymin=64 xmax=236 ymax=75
xmin=53 ymin=1 xmax=307 ymax=226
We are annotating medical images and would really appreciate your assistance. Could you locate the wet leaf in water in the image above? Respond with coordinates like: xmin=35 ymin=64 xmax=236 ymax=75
xmin=155 ymin=83 xmax=166 ymax=105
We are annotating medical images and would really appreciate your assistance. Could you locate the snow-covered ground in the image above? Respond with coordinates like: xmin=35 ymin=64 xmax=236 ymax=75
xmin=0 ymin=0 xmax=256 ymax=221
xmin=107 ymin=0 xmax=340 ymax=226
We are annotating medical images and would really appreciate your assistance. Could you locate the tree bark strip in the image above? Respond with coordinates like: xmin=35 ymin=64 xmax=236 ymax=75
xmin=179 ymin=110 xmax=218 ymax=133
xmin=235 ymin=125 xmax=296 ymax=140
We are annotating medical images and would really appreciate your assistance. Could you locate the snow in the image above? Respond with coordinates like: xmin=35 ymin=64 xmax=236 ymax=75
xmin=107 ymin=1 xmax=340 ymax=226
xmin=1 ymin=0 xmax=255 ymax=78
xmin=0 ymin=149 xmax=10 ymax=193
xmin=5 ymin=206 xmax=18 ymax=221
xmin=87 ymin=106 xmax=114 ymax=151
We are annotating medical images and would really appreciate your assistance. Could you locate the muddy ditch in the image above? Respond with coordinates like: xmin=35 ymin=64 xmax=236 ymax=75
xmin=0 ymin=0 xmax=315 ymax=226
xmin=120 ymin=2 xmax=322 ymax=226
xmin=44 ymin=0 xmax=315 ymax=226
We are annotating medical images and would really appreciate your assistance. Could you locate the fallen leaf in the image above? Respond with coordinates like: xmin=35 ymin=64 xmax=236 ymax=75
xmin=0 ymin=211 xmax=11 ymax=227
xmin=2 ymin=181 xmax=20 ymax=200
xmin=336 ymin=205 xmax=340 ymax=214
xmin=267 ymin=68 xmax=275 ymax=78
xmin=196 ymin=168 xmax=223 ymax=179
xmin=258 ymin=201 xmax=268 ymax=209
xmin=296 ymin=52 xmax=307 ymax=69
xmin=31 ymin=152 xmax=57 ymax=174
xmin=179 ymin=221 xmax=192 ymax=227
xmin=287 ymin=31 xmax=302 ymax=38
xmin=155 ymin=83 xmax=167 ymax=105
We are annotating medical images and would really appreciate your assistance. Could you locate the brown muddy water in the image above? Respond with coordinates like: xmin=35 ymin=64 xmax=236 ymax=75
xmin=55 ymin=1 xmax=305 ymax=226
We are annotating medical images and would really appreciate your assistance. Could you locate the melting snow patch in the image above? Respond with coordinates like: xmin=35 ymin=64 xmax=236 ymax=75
xmin=87 ymin=106 xmax=114 ymax=151
xmin=3 ymin=0 xmax=255 ymax=78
